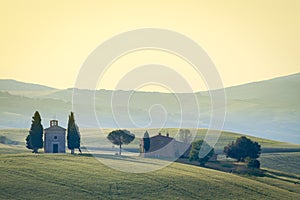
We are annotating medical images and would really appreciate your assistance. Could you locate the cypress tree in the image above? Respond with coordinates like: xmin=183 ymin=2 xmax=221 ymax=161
xmin=143 ymin=131 xmax=150 ymax=153
xmin=67 ymin=112 xmax=81 ymax=154
xmin=26 ymin=111 xmax=43 ymax=153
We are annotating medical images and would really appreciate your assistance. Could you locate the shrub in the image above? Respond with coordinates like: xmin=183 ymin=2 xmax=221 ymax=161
xmin=246 ymin=158 xmax=260 ymax=169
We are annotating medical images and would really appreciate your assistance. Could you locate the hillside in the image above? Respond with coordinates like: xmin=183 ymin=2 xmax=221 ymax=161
xmin=2 ymin=128 xmax=300 ymax=175
xmin=0 ymin=73 xmax=299 ymax=143
xmin=222 ymin=72 xmax=300 ymax=101
xmin=0 ymin=143 xmax=300 ymax=199
xmin=0 ymin=92 xmax=71 ymax=128
xmin=0 ymin=79 xmax=55 ymax=92
xmin=219 ymin=73 xmax=300 ymax=142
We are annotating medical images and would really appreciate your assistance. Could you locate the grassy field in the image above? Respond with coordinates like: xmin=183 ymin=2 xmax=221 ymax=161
xmin=1 ymin=128 xmax=300 ymax=175
xmin=260 ymin=152 xmax=300 ymax=175
xmin=1 ymin=128 xmax=300 ymax=152
xmin=1 ymin=144 xmax=300 ymax=200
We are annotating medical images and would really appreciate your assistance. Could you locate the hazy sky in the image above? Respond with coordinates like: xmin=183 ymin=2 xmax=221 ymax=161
xmin=0 ymin=0 xmax=299 ymax=92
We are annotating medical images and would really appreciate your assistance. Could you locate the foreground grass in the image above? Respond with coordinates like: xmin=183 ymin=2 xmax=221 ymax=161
xmin=1 ymin=146 xmax=300 ymax=199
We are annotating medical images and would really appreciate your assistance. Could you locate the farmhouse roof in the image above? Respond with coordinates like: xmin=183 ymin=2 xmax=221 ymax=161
xmin=150 ymin=134 xmax=173 ymax=141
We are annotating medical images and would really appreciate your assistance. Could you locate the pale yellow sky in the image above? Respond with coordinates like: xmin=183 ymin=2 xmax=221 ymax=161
xmin=0 ymin=0 xmax=299 ymax=92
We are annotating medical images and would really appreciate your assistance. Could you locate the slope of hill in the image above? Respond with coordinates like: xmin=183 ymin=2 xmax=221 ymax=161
xmin=2 ymin=128 xmax=300 ymax=175
xmin=223 ymin=72 xmax=300 ymax=101
xmin=220 ymin=73 xmax=300 ymax=143
xmin=0 ymin=91 xmax=71 ymax=128
xmin=0 ymin=79 xmax=55 ymax=91
xmin=0 ymin=144 xmax=300 ymax=199
xmin=0 ymin=73 xmax=299 ymax=143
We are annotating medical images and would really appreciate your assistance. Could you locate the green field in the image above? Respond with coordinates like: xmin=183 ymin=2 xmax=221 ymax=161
xmin=1 ymin=128 xmax=300 ymax=174
xmin=1 ymin=128 xmax=300 ymax=199
xmin=1 ymin=144 xmax=300 ymax=199
xmin=260 ymin=152 xmax=300 ymax=175
xmin=2 ymin=128 xmax=299 ymax=151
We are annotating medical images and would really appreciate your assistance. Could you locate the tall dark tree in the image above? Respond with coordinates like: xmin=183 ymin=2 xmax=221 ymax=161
xmin=189 ymin=140 xmax=214 ymax=166
xmin=224 ymin=136 xmax=261 ymax=162
xmin=26 ymin=111 xmax=43 ymax=153
xmin=142 ymin=131 xmax=150 ymax=153
xmin=107 ymin=129 xmax=135 ymax=155
xmin=178 ymin=129 xmax=192 ymax=144
xmin=67 ymin=112 xmax=81 ymax=154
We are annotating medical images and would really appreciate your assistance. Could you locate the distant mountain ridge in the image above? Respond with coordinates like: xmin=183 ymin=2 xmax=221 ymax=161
xmin=0 ymin=79 xmax=55 ymax=91
xmin=0 ymin=73 xmax=299 ymax=144
xmin=1 ymin=72 xmax=300 ymax=94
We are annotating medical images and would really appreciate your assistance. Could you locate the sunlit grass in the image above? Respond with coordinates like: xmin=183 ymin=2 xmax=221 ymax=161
xmin=1 ymin=147 xmax=300 ymax=199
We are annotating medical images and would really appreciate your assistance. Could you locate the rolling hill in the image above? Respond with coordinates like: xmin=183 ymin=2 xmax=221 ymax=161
xmin=0 ymin=143 xmax=300 ymax=199
xmin=1 ymin=128 xmax=300 ymax=199
xmin=0 ymin=73 xmax=299 ymax=143
xmin=2 ymin=128 xmax=300 ymax=175
xmin=0 ymin=79 xmax=55 ymax=92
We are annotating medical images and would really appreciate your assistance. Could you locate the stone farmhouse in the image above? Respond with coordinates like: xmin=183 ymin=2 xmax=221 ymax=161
xmin=140 ymin=132 xmax=191 ymax=158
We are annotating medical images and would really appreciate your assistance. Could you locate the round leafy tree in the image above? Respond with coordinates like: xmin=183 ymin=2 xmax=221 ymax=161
xmin=178 ymin=129 xmax=192 ymax=144
xmin=107 ymin=129 xmax=135 ymax=155
xmin=189 ymin=140 xmax=214 ymax=166
xmin=224 ymin=136 xmax=261 ymax=162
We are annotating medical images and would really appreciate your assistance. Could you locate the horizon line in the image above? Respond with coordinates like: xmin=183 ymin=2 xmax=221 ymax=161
xmin=0 ymin=71 xmax=299 ymax=94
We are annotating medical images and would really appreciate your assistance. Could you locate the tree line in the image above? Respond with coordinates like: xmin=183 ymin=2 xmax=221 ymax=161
xmin=187 ymin=133 xmax=261 ymax=168
xmin=25 ymin=115 xmax=261 ymax=169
